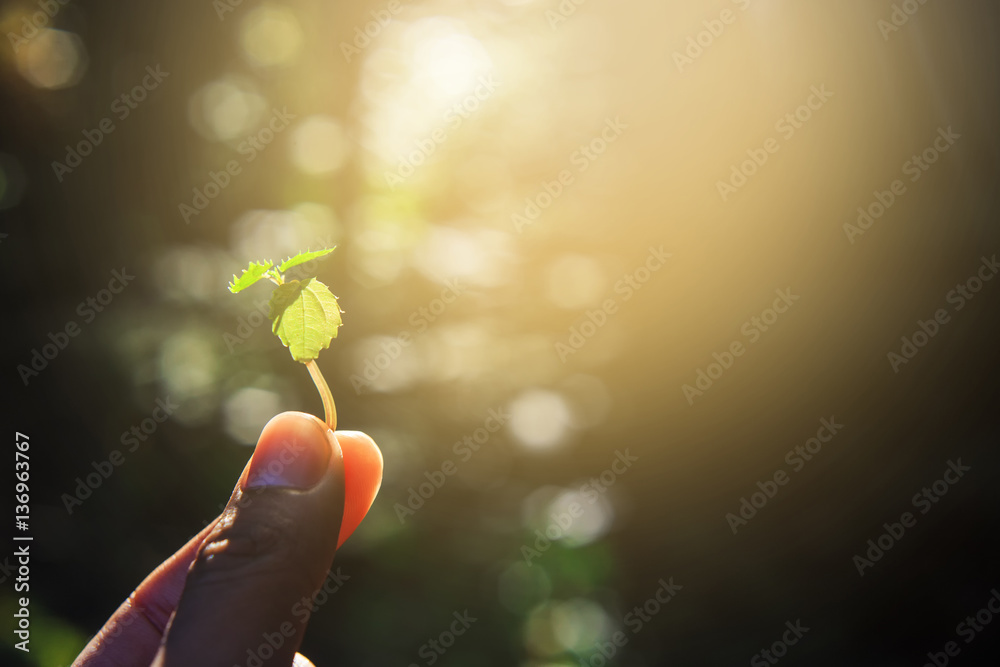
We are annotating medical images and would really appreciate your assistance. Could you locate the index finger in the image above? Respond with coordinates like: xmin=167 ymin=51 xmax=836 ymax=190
xmin=71 ymin=518 xmax=221 ymax=667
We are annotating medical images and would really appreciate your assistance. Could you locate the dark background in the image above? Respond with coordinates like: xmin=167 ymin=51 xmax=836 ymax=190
xmin=1 ymin=0 xmax=998 ymax=665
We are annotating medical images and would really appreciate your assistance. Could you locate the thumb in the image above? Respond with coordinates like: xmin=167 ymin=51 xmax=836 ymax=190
xmin=150 ymin=411 xmax=380 ymax=667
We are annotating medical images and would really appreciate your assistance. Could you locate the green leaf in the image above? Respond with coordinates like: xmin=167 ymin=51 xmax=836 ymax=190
xmin=268 ymin=278 xmax=343 ymax=362
xmin=277 ymin=246 xmax=336 ymax=274
xmin=228 ymin=260 xmax=274 ymax=293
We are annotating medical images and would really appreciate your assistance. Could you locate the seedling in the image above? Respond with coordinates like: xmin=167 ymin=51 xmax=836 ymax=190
xmin=228 ymin=247 xmax=342 ymax=430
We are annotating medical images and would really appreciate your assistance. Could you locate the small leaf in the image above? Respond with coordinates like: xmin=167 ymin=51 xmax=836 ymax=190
xmin=277 ymin=247 xmax=336 ymax=274
xmin=268 ymin=278 xmax=343 ymax=362
xmin=228 ymin=260 xmax=274 ymax=293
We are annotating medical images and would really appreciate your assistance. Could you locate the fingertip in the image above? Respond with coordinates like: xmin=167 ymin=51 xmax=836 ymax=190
xmin=334 ymin=430 xmax=383 ymax=547
xmin=242 ymin=412 xmax=335 ymax=490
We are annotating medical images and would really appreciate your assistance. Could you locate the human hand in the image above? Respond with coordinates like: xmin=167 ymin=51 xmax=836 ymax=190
xmin=71 ymin=411 xmax=383 ymax=667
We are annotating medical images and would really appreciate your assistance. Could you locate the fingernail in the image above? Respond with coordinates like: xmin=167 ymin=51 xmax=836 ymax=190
xmin=244 ymin=412 xmax=332 ymax=490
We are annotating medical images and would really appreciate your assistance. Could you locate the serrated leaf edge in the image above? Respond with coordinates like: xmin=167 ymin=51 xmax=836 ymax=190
xmin=228 ymin=260 xmax=275 ymax=293
xmin=267 ymin=278 xmax=343 ymax=362
xmin=277 ymin=246 xmax=336 ymax=274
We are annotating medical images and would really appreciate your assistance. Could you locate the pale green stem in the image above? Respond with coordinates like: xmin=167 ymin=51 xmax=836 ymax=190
xmin=306 ymin=360 xmax=336 ymax=431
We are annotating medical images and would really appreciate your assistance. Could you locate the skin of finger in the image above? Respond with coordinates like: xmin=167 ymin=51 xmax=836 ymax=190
xmin=70 ymin=518 xmax=221 ymax=667
xmin=71 ymin=428 xmax=380 ymax=666
xmin=150 ymin=414 xmax=345 ymax=667
xmin=337 ymin=430 xmax=384 ymax=547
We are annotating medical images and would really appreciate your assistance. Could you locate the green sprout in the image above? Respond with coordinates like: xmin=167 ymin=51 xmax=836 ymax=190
xmin=228 ymin=247 xmax=342 ymax=430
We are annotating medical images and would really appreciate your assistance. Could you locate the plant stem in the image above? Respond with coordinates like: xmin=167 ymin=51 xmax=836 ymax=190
xmin=306 ymin=360 xmax=336 ymax=431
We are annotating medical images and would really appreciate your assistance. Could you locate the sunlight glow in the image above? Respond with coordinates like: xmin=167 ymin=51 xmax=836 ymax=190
xmin=240 ymin=4 xmax=304 ymax=68
xmin=290 ymin=115 xmax=350 ymax=175
xmin=188 ymin=76 xmax=268 ymax=142
xmin=509 ymin=389 xmax=573 ymax=451
xmin=359 ymin=17 xmax=496 ymax=165
xmin=15 ymin=29 xmax=86 ymax=90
